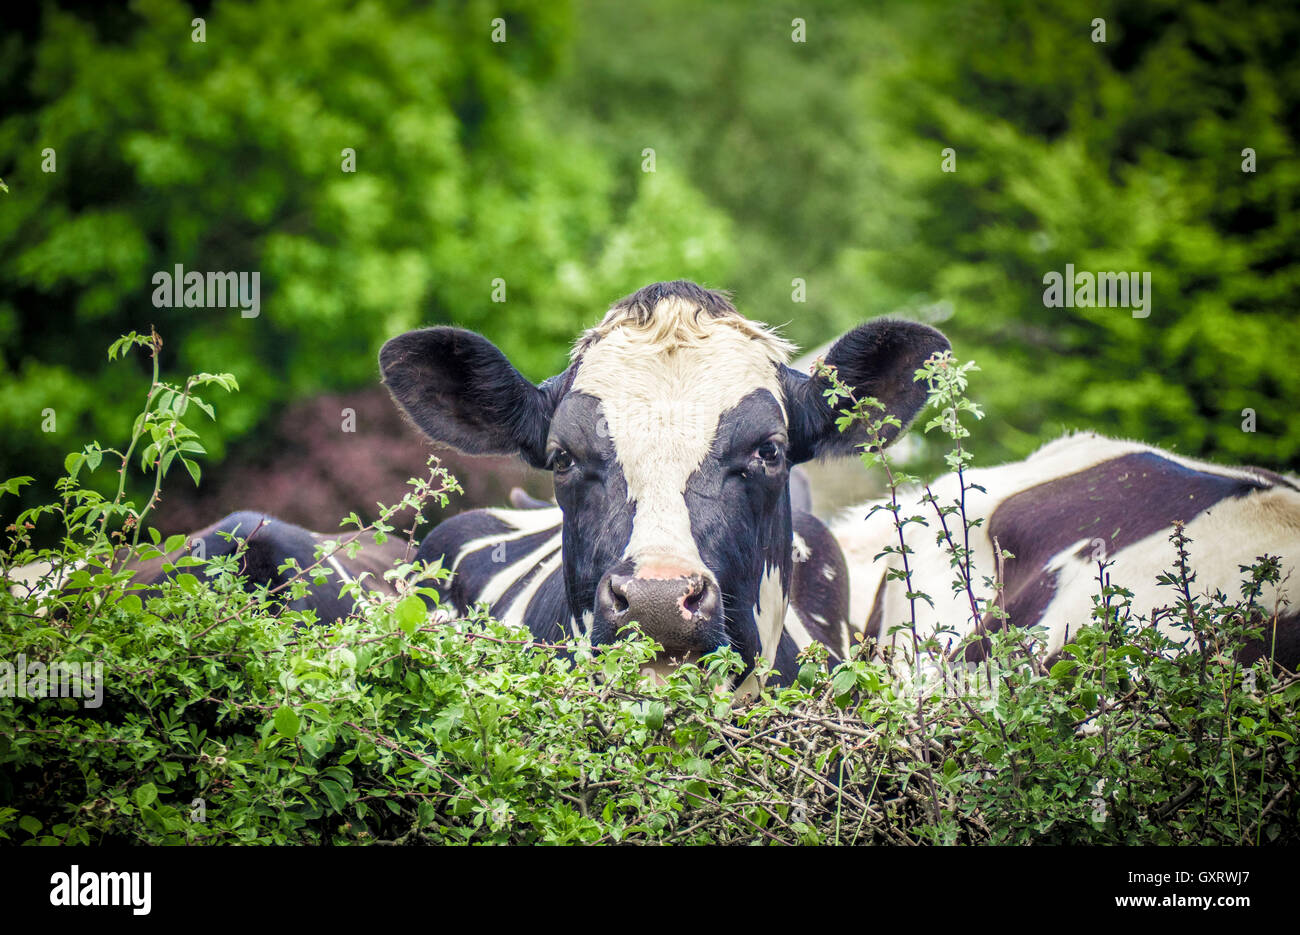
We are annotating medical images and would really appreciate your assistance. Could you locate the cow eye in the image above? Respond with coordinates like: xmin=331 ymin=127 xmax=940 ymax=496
xmin=755 ymin=440 xmax=781 ymax=463
xmin=550 ymin=450 xmax=575 ymax=473
xmin=743 ymin=440 xmax=784 ymax=477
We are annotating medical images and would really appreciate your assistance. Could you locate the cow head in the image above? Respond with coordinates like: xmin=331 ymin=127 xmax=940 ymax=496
xmin=380 ymin=281 xmax=948 ymax=682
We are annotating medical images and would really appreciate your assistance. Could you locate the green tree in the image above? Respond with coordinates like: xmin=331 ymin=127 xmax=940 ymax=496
xmin=0 ymin=0 xmax=733 ymax=521
xmin=558 ymin=0 xmax=1299 ymax=470
xmin=850 ymin=0 xmax=1300 ymax=467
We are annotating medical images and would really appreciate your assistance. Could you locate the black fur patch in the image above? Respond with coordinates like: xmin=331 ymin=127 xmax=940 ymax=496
xmin=783 ymin=318 xmax=951 ymax=462
xmin=790 ymin=511 xmax=851 ymax=665
xmin=135 ymin=512 xmax=376 ymax=623
xmin=611 ymin=280 xmax=736 ymax=320
xmin=966 ymin=451 xmax=1273 ymax=661
xmin=684 ymin=389 xmax=793 ymax=680
xmin=548 ymin=392 xmax=636 ymax=629
xmin=380 ymin=327 xmax=563 ymax=468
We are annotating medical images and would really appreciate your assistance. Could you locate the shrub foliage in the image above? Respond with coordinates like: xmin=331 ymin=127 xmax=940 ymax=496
xmin=1 ymin=335 xmax=1296 ymax=844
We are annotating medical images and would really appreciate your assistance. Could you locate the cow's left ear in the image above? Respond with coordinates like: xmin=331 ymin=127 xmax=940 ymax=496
xmin=784 ymin=319 xmax=950 ymax=462
xmin=380 ymin=327 xmax=559 ymax=469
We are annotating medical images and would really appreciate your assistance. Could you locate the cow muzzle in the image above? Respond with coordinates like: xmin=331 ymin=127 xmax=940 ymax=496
xmin=594 ymin=563 xmax=722 ymax=656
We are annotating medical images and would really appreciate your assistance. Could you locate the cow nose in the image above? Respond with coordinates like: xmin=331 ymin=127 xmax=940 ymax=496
xmin=596 ymin=570 xmax=720 ymax=655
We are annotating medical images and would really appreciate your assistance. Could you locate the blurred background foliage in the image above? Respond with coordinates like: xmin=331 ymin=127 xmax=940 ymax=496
xmin=1 ymin=0 xmax=1296 ymax=536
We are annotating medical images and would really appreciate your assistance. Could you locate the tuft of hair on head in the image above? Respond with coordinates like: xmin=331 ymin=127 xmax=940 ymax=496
xmin=572 ymin=280 xmax=796 ymax=364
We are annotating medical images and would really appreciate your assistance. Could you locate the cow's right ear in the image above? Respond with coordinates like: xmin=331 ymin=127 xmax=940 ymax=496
xmin=380 ymin=327 xmax=557 ymax=469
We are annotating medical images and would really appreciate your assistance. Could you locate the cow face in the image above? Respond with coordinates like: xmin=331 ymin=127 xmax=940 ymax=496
xmin=381 ymin=281 xmax=948 ymax=681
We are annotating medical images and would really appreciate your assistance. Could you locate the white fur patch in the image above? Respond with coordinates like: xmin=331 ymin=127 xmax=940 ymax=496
xmin=449 ymin=506 xmax=563 ymax=575
xmin=7 ymin=558 xmax=88 ymax=611
xmin=477 ymin=533 xmax=561 ymax=609
xmin=791 ymin=532 xmax=811 ymax=563
xmin=498 ymin=549 xmax=564 ymax=632
xmin=832 ymin=432 xmax=1300 ymax=673
xmin=753 ymin=564 xmax=790 ymax=668
xmin=572 ymin=297 xmax=789 ymax=581
xmin=325 ymin=554 xmax=354 ymax=584
xmin=783 ymin=606 xmax=815 ymax=651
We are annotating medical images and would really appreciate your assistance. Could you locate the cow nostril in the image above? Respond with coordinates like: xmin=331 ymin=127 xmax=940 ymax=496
xmin=682 ymin=582 xmax=702 ymax=616
xmin=681 ymin=576 xmax=711 ymax=618
xmin=607 ymin=574 xmax=631 ymax=614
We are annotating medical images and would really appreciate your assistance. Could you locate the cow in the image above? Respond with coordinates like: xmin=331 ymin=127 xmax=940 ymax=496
xmin=11 ymin=281 xmax=940 ymax=692
xmin=416 ymin=497 xmax=852 ymax=684
xmin=380 ymin=280 xmax=950 ymax=691
xmin=833 ymin=431 xmax=1300 ymax=671
xmin=8 ymin=512 xmax=408 ymax=620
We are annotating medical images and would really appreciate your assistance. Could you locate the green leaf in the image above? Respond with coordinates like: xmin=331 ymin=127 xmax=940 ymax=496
xmin=139 ymin=804 xmax=167 ymax=833
xmin=321 ymin=766 xmax=354 ymax=790
xmin=134 ymin=782 xmax=158 ymax=807
xmin=319 ymin=779 xmax=347 ymax=813
xmin=1049 ymin=660 xmax=1078 ymax=679
xmin=831 ymin=667 xmax=857 ymax=697
xmin=18 ymin=815 xmax=40 ymax=835
xmin=396 ymin=595 xmax=426 ymax=635
xmin=274 ymin=705 xmax=300 ymax=739
xmin=645 ymin=701 xmax=665 ymax=731
xmin=0 ymin=476 xmax=33 ymax=497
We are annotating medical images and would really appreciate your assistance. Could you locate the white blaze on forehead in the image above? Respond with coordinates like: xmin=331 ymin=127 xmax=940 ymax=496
xmin=571 ymin=296 xmax=790 ymax=573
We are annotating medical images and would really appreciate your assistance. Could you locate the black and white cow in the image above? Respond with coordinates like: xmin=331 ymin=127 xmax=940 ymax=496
xmin=24 ymin=283 xmax=1290 ymax=689
xmin=10 ymin=512 xmax=407 ymax=620
xmin=380 ymin=280 xmax=949 ymax=690
xmin=13 ymin=281 xmax=913 ymax=690
xmin=416 ymin=496 xmax=852 ymax=683
xmin=164 ymin=511 xmax=409 ymax=617
xmin=835 ymin=432 xmax=1300 ymax=670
